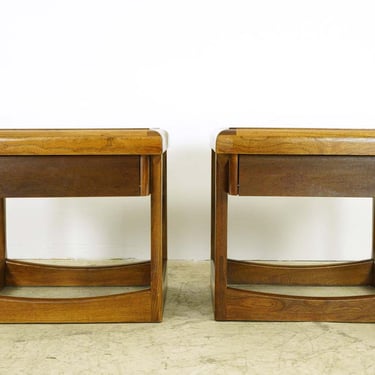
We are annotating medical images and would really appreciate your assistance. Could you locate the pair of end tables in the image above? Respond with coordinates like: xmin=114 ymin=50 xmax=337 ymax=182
xmin=0 ymin=128 xmax=374 ymax=323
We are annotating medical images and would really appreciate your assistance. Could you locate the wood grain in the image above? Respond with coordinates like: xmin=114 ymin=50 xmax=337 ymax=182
xmin=0 ymin=129 xmax=167 ymax=155
xmin=228 ymin=155 xmax=239 ymax=195
xmin=0 ymin=199 xmax=5 ymax=289
xmin=227 ymin=259 xmax=374 ymax=286
xmin=0 ymin=290 xmax=152 ymax=323
xmin=162 ymin=152 xmax=168 ymax=263
xmin=373 ymin=198 xmax=375 ymax=286
xmin=5 ymin=260 xmax=151 ymax=286
xmin=211 ymin=150 xmax=216 ymax=262
xmin=213 ymin=154 xmax=230 ymax=320
xmin=225 ymin=287 xmax=375 ymax=322
xmin=215 ymin=128 xmax=375 ymax=155
xmin=140 ymin=156 xmax=150 ymax=196
xmin=150 ymin=154 xmax=164 ymax=322
xmin=0 ymin=155 xmax=141 ymax=197
xmin=238 ymin=155 xmax=375 ymax=197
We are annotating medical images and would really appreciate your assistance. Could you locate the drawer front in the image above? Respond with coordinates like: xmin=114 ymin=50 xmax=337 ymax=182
xmin=0 ymin=155 xmax=142 ymax=197
xmin=238 ymin=155 xmax=375 ymax=197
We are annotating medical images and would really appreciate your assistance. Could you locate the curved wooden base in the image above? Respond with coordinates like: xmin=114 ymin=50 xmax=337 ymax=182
xmin=228 ymin=259 xmax=373 ymax=286
xmin=213 ymin=259 xmax=375 ymax=322
xmin=0 ymin=289 xmax=153 ymax=323
xmin=5 ymin=260 xmax=151 ymax=287
xmin=223 ymin=287 xmax=375 ymax=322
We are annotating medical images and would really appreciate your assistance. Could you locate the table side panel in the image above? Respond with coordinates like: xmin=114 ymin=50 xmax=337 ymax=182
xmin=0 ymin=155 xmax=142 ymax=197
xmin=238 ymin=155 xmax=375 ymax=197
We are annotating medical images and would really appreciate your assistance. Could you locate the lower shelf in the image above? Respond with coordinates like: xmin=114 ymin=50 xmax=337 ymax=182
xmin=222 ymin=287 xmax=375 ymax=322
xmin=0 ymin=289 xmax=153 ymax=323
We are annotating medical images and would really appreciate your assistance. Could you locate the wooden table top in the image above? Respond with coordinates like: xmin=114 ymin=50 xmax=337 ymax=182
xmin=213 ymin=128 xmax=375 ymax=155
xmin=0 ymin=128 xmax=168 ymax=155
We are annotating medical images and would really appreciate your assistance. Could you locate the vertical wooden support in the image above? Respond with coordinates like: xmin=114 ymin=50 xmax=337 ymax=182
xmin=162 ymin=152 xmax=168 ymax=307
xmin=210 ymin=150 xmax=216 ymax=308
xmin=228 ymin=155 xmax=239 ymax=195
xmin=214 ymin=154 xmax=229 ymax=320
xmin=373 ymin=198 xmax=375 ymax=286
xmin=140 ymin=156 xmax=150 ymax=196
xmin=0 ymin=199 xmax=5 ymax=289
xmin=162 ymin=152 xmax=167 ymax=264
xmin=211 ymin=150 xmax=216 ymax=261
xmin=150 ymin=155 xmax=163 ymax=321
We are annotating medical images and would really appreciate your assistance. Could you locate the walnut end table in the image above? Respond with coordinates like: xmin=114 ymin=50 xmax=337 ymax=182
xmin=211 ymin=128 xmax=375 ymax=322
xmin=0 ymin=128 xmax=167 ymax=323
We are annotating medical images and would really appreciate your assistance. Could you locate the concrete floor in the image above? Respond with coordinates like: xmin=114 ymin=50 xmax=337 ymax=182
xmin=0 ymin=261 xmax=374 ymax=374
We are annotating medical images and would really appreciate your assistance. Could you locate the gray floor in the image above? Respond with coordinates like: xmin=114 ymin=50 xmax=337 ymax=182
xmin=0 ymin=261 xmax=374 ymax=374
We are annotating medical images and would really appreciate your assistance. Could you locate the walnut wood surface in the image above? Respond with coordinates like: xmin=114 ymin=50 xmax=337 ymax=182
xmin=0 ymin=155 xmax=141 ymax=197
xmin=0 ymin=290 xmax=152 ymax=323
xmin=140 ymin=156 xmax=150 ymax=196
xmin=150 ymin=155 xmax=164 ymax=322
xmin=238 ymin=155 xmax=375 ymax=197
xmin=5 ymin=260 xmax=151 ymax=286
xmin=210 ymin=150 xmax=216 ymax=262
xmin=224 ymin=287 xmax=375 ymax=322
xmin=373 ymin=199 xmax=375 ymax=286
xmin=0 ymin=199 xmax=5 ymax=289
xmin=227 ymin=259 xmax=373 ymax=286
xmin=228 ymin=155 xmax=239 ymax=195
xmin=0 ymin=129 xmax=167 ymax=155
xmin=214 ymin=128 xmax=375 ymax=155
xmin=162 ymin=151 xmax=168 ymax=284
xmin=213 ymin=154 xmax=230 ymax=320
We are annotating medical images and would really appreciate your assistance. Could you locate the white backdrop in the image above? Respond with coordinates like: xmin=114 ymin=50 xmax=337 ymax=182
xmin=1 ymin=1 xmax=374 ymax=260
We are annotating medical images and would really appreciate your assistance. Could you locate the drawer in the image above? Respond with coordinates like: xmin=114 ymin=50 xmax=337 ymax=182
xmin=0 ymin=155 xmax=148 ymax=197
xmin=238 ymin=155 xmax=375 ymax=197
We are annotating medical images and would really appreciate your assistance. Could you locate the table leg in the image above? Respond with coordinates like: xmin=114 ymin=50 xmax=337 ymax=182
xmin=214 ymin=153 xmax=229 ymax=320
xmin=0 ymin=199 xmax=5 ymax=289
xmin=373 ymin=198 xmax=375 ymax=286
xmin=163 ymin=152 xmax=167 ymax=264
xmin=211 ymin=150 xmax=215 ymax=262
xmin=151 ymin=154 xmax=163 ymax=322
